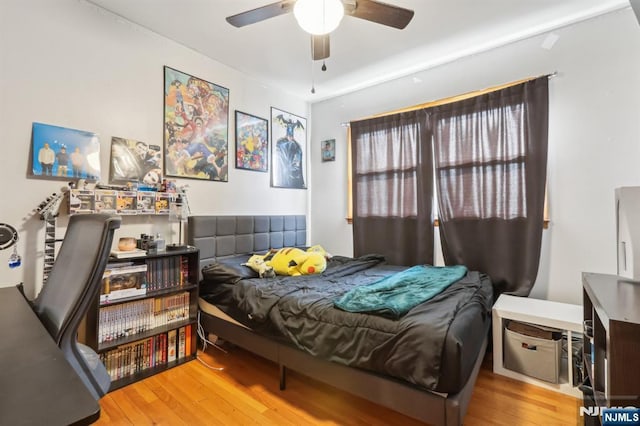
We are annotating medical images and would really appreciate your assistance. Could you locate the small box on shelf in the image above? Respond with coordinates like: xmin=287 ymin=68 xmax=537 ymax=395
xmin=136 ymin=191 xmax=156 ymax=214
xmin=116 ymin=191 xmax=137 ymax=215
xmin=69 ymin=189 xmax=95 ymax=214
xmin=101 ymin=263 xmax=147 ymax=304
xmin=155 ymin=193 xmax=174 ymax=214
xmin=94 ymin=189 xmax=118 ymax=214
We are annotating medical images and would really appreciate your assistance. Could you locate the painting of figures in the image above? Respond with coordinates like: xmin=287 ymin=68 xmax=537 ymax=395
xmin=235 ymin=110 xmax=268 ymax=172
xmin=110 ymin=137 xmax=163 ymax=185
xmin=270 ymin=107 xmax=306 ymax=189
xmin=163 ymin=66 xmax=229 ymax=181
xmin=30 ymin=122 xmax=101 ymax=181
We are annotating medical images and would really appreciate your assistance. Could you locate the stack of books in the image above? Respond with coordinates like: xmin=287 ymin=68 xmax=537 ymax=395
xmin=110 ymin=248 xmax=146 ymax=259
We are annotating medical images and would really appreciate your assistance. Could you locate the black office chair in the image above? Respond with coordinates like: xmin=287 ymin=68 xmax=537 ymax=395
xmin=31 ymin=213 xmax=121 ymax=400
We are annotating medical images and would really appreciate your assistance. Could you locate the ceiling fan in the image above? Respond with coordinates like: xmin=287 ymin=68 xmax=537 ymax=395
xmin=226 ymin=0 xmax=414 ymax=61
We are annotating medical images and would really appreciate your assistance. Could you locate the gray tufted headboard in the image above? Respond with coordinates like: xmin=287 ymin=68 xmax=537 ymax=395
xmin=187 ymin=215 xmax=306 ymax=277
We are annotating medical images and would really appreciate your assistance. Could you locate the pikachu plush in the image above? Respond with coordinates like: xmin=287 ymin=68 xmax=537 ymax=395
xmin=244 ymin=246 xmax=329 ymax=277
xmin=268 ymin=247 xmax=327 ymax=276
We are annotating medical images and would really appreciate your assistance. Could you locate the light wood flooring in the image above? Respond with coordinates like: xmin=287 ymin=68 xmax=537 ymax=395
xmin=95 ymin=344 xmax=582 ymax=425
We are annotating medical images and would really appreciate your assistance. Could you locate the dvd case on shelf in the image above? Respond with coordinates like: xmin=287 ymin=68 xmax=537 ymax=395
xmin=101 ymin=263 xmax=148 ymax=303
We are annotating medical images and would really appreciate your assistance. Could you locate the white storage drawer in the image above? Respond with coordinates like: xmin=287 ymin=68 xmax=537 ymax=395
xmin=503 ymin=327 xmax=562 ymax=383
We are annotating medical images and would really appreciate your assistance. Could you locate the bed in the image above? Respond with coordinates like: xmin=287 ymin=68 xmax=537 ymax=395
xmin=187 ymin=215 xmax=494 ymax=425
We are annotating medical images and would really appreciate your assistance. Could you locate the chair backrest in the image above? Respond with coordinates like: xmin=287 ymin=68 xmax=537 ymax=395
xmin=32 ymin=214 xmax=121 ymax=345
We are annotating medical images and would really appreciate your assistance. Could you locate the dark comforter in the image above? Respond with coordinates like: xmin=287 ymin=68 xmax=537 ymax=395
xmin=200 ymin=255 xmax=493 ymax=393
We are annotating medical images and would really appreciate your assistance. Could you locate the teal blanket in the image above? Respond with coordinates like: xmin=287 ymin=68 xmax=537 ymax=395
xmin=334 ymin=265 xmax=468 ymax=319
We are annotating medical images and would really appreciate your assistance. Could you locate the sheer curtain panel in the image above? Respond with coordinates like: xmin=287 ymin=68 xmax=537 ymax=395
xmin=350 ymin=110 xmax=433 ymax=266
xmin=431 ymin=77 xmax=549 ymax=296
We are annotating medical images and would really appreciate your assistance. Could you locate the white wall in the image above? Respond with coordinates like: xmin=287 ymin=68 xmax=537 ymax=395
xmin=0 ymin=0 xmax=309 ymax=297
xmin=309 ymin=8 xmax=640 ymax=304
xmin=3 ymin=2 xmax=639 ymax=305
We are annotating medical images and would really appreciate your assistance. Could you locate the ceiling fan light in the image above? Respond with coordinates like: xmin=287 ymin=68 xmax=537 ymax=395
xmin=294 ymin=0 xmax=344 ymax=35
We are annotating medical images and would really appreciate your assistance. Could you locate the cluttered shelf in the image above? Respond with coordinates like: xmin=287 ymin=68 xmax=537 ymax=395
xmin=81 ymin=247 xmax=200 ymax=392
xmin=70 ymin=187 xmax=183 ymax=215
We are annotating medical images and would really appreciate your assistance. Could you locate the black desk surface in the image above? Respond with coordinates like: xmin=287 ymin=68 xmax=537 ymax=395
xmin=0 ymin=286 xmax=101 ymax=425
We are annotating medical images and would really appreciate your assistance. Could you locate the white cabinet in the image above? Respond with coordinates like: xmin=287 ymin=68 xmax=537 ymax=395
xmin=492 ymin=294 xmax=583 ymax=398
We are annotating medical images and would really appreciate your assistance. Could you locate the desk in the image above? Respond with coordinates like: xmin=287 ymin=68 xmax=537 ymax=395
xmin=0 ymin=286 xmax=101 ymax=425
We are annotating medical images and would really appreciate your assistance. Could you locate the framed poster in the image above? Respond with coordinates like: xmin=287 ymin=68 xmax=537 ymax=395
xmin=270 ymin=107 xmax=307 ymax=189
xmin=235 ymin=110 xmax=268 ymax=172
xmin=30 ymin=122 xmax=101 ymax=181
xmin=321 ymin=139 xmax=336 ymax=162
xmin=109 ymin=136 xmax=163 ymax=185
xmin=163 ymin=66 xmax=229 ymax=181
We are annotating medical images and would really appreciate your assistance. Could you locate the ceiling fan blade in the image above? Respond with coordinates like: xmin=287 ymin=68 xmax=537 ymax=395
xmin=226 ymin=1 xmax=295 ymax=28
xmin=346 ymin=0 xmax=414 ymax=29
xmin=311 ymin=34 xmax=330 ymax=61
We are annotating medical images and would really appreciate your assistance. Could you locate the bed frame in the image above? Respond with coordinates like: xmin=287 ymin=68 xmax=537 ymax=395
xmin=188 ymin=215 xmax=488 ymax=426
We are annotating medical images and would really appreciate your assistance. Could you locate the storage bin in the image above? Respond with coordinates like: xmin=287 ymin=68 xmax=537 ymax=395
xmin=503 ymin=324 xmax=562 ymax=383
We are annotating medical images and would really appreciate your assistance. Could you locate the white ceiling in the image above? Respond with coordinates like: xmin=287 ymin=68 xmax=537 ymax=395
xmin=87 ymin=0 xmax=629 ymax=103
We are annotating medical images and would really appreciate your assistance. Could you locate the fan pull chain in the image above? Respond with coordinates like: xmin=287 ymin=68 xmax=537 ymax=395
xmin=311 ymin=59 xmax=316 ymax=94
xmin=310 ymin=39 xmax=316 ymax=94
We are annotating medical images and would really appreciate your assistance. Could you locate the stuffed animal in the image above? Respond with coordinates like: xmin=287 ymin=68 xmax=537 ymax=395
xmin=268 ymin=247 xmax=327 ymax=276
xmin=307 ymin=244 xmax=332 ymax=259
xmin=242 ymin=253 xmax=276 ymax=278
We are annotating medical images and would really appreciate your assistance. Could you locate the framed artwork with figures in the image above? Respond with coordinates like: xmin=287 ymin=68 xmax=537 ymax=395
xmin=270 ymin=107 xmax=307 ymax=189
xmin=235 ymin=110 xmax=268 ymax=172
xmin=29 ymin=122 xmax=101 ymax=181
xmin=163 ymin=66 xmax=229 ymax=181
xmin=109 ymin=136 xmax=163 ymax=185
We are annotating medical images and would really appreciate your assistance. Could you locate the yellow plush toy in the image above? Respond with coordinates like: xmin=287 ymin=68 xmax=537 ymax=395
xmin=307 ymin=244 xmax=333 ymax=259
xmin=242 ymin=253 xmax=275 ymax=278
xmin=268 ymin=247 xmax=327 ymax=276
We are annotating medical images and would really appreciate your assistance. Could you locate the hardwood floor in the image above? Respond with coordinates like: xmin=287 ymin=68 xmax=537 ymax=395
xmin=95 ymin=344 xmax=582 ymax=425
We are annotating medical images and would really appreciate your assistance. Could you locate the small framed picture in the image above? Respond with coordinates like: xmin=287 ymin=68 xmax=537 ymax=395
xmin=30 ymin=122 xmax=101 ymax=181
xmin=235 ymin=110 xmax=268 ymax=172
xmin=321 ymin=139 xmax=336 ymax=162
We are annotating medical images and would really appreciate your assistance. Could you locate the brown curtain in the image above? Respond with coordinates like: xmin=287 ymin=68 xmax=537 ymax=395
xmin=431 ymin=77 xmax=549 ymax=296
xmin=350 ymin=110 xmax=433 ymax=266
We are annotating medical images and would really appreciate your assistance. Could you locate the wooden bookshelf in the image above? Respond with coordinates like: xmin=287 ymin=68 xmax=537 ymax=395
xmin=582 ymin=273 xmax=640 ymax=425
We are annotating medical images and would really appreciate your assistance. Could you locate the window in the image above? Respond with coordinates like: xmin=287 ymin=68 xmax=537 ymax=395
xmin=347 ymin=76 xmax=550 ymax=228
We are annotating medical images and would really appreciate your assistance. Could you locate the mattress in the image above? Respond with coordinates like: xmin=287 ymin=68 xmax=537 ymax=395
xmin=199 ymin=254 xmax=493 ymax=393
xmin=198 ymin=297 xmax=249 ymax=329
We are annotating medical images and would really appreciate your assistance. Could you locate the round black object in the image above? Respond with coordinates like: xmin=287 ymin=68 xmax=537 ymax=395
xmin=0 ymin=223 xmax=18 ymax=250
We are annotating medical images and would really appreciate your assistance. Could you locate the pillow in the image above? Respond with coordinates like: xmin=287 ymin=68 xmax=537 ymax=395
xmin=201 ymin=255 xmax=257 ymax=285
